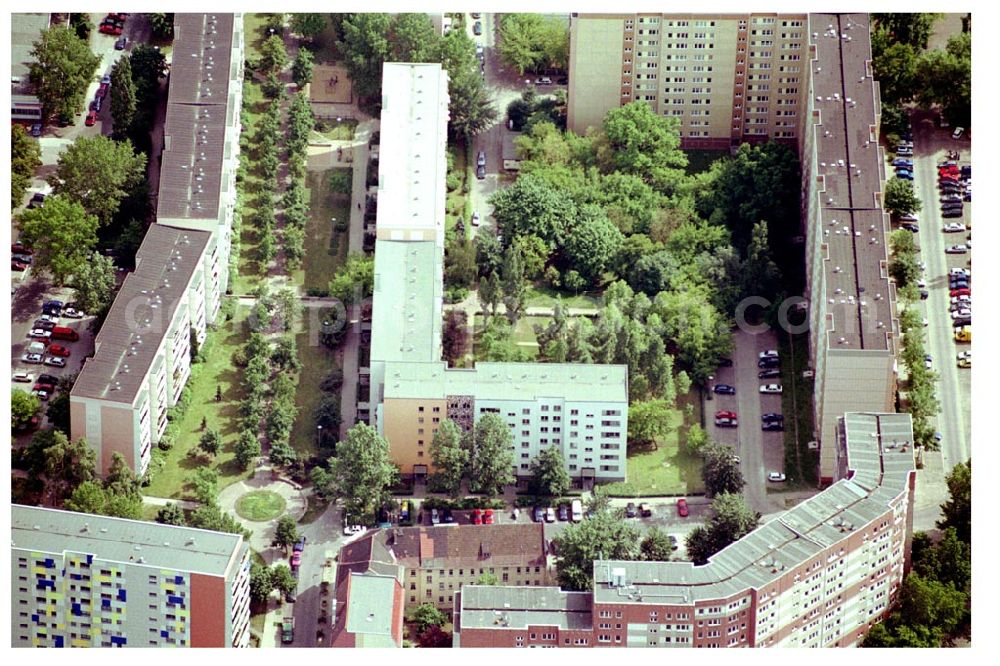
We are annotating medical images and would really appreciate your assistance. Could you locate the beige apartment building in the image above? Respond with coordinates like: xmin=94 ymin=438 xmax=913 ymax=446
xmin=568 ymin=13 xmax=810 ymax=148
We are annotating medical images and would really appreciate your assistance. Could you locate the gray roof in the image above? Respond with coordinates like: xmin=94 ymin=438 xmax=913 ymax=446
xmin=383 ymin=361 xmax=629 ymax=403
xmin=12 ymin=505 xmax=245 ymax=576
xmin=459 ymin=585 xmax=593 ymax=631
xmin=371 ymin=240 xmax=442 ymax=365
xmin=345 ymin=573 xmax=398 ymax=639
xmin=71 ymin=226 xmax=211 ymax=403
xmin=591 ymin=412 xmax=914 ymax=604
xmin=810 ymin=13 xmax=894 ymax=351
xmin=157 ymin=13 xmax=237 ymax=221
xmin=10 ymin=13 xmax=50 ymax=94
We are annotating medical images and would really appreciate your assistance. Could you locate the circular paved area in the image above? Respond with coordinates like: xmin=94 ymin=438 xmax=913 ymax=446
xmin=218 ymin=468 xmax=308 ymax=553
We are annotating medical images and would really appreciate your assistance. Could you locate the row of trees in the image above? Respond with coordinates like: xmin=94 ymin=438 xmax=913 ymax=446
xmin=496 ymin=14 xmax=570 ymax=75
xmin=425 ymin=415 xmax=515 ymax=499
xmin=11 ymin=125 xmax=41 ymax=208
xmin=110 ymin=45 xmax=168 ymax=153
xmin=279 ymin=92 xmax=315 ymax=269
xmin=333 ymin=13 xmax=496 ymax=136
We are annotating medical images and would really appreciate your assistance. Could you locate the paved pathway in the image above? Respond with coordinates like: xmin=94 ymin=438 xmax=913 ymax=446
xmin=141 ymin=495 xmax=199 ymax=510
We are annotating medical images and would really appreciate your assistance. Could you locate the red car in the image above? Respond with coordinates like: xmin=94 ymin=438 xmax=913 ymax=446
xmin=97 ymin=83 xmax=109 ymax=99
xmin=291 ymin=551 xmax=301 ymax=568
xmin=85 ymin=110 xmax=97 ymax=126
xmin=33 ymin=382 xmax=56 ymax=394
xmin=47 ymin=344 xmax=72 ymax=357
xmin=99 ymin=22 xmax=123 ymax=36
xmin=12 ymin=260 xmax=28 ymax=271
xmin=939 ymin=174 xmax=960 ymax=183
xmin=950 ymin=287 xmax=971 ymax=297
xmin=714 ymin=410 xmax=737 ymax=420
xmin=483 ymin=509 xmax=494 ymax=525
xmin=11 ymin=243 xmax=33 ymax=255
xmin=471 ymin=509 xmax=482 ymax=525
xmin=677 ymin=499 xmax=689 ymax=517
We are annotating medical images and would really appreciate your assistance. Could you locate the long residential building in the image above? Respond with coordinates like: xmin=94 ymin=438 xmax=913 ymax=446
xmin=568 ymin=13 xmax=810 ymax=147
xmin=369 ymin=63 xmax=629 ymax=484
xmin=70 ymin=13 xmax=244 ymax=476
xmin=10 ymin=13 xmax=50 ymax=123
xmin=455 ymin=412 xmax=916 ymax=648
xmin=10 ymin=505 xmax=251 ymax=648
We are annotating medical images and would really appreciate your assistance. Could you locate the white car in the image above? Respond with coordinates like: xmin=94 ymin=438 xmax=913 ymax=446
xmin=38 ymin=313 xmax=59 ymax=324
xmin=950 ymin=295 xmax=971 ymax=305
xmin=22 ymin=353 xmax=43 ymax=364
xmin=945 ymin=244 xmax=969 ymax=254
xmin=12 ymin=371 xmax=34 ymax=383
xmin=952 ymin=127 xmax=965 ymax=139
xmin=29 ymin=328 xmax=52 ymax=339
xmin=430 ymin=508 xmax=440 ymax=525
xmin=950 ymin=268 xmax=970 ymax=277
xmin=471 ymin=211 xmax=481 ymax=226
xmin=759 ymin=384 xmax=783 ymax=394
xmin=768 ymin=472 xmax=787 ymax=482
xmin=951 ymin=308 xmax=972 ymax=319
xmin=899 ymin=213 xmax=919 ymax=222
xmin=44 ymin=356 xmax=66 ymax=368
xmin=943 ymin=223 xmax=967 ymax=232
xmin=758 ymin=350 xmax=779 ymax=360
xmin=62 ymin=306 xmax=85 ymax=319
xmin=957 ymin=351 xmax=971 ymax=361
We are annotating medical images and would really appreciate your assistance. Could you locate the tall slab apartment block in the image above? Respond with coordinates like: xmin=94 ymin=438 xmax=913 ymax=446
xmin=10 ymin=505 xmax=251 ymax=648
xmin=369 ymin=63 xmax=629 ymax=484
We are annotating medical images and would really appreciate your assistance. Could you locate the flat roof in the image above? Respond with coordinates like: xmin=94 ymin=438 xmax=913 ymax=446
xmin=591 ymin=412 xmax=913 ymax=604
xmin=460 ymin=586 xmax=594 ymax=631
xmin=376 ymin=63 xmax=449 ymax=240
xmin=810 ymin=13 xmax=893 ymax=351
xmin=370 ymin=240 xmax=442 ymax=365
xmin=10 ymin=13 xmax=49 ymax=94
xmin=12 ymin=505 xmax=244 ymax=576
xmin=157 ymin=13 xmax=237 ymax=221
xmin=382 ymin=361 xmax=629 ymax=404
xmin=71 ymin=226 xmax=211 ymax=403
xmin=345 ymin=573 xmax=398 ymax=638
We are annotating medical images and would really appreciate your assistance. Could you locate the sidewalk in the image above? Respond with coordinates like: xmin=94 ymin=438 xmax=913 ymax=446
xmin=141 ymin=495 xmax=199 ymax=510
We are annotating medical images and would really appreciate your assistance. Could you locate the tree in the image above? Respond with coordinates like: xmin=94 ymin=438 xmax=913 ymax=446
xmin=478 ymin=270 xmax=502 ymax=317
xmin=110 ymin=57 xmax=137 ymax=140
xmin=895 ymin=572 xmax=968 ymax=639
xmin=271 ymin=336 xmax=301 ymax=373
xmin=445 ymin=238 xmax=478 ymax=287
xmin=884 ymin=177 xmax=922 ymax=218
xmin=156 ymin=502 xmax=186 ymax=526
xmin=71 ymin=252 xmax=117 ymax=316
xmin=500 ymin=244 xmax=528 ymax=325
xmin=530 ymin=447 xmax=571 ymax=498
xmin=64 ymin=481 xmax=110 ymax=515
xmin=561 ymin=205 xmax=623 ymax=285
xmin=911 ymin=529 xmax=970 ymax=594
xmin=651 ymin=290 xmax=733 ymax=384
xmin=323 ymin=424 xmax=399 ymax=524
xmin=442 ymin=311 xmax=469 ymax=367
xmin=250 ymin=560 xmax=275 ymax=605
xmin=105 ymin=452 xmax=141 ymax=499
xmin=328 ymin=253 xmax=374 ymax=304
xmin=389 ymin=13 xmax=438 ymax=62
xmin=686 ymin=493 xmax=760 ymax=565
xmin=274 ymin=515 xmax=299 ymax=551
xmin=889 ymin=229 xmax=921 ymax=288
xmin=496 ymin=14 xmax=569 ymax=74
xmin=640 ymin=526 xmax=675 ymax=561
xmin=406 ymin=603 xmax=447 ymax=633
xmin=418 ymin=625 xmax=452 ymax=648
xmin=337 ymin=13 xmax=393 ymax=103
xmin=148 ymin=13 xmax=175 ymax=39
xmin=260 ymin=34 xmax=288 ymax=73
xmin=554 ymin=507 xmax=640 ymax=590
xmin=476 ymin=572 xmax=499 ymax=585
xmin=702 ymin=443 xmax=745 ymax=497
xmin=44 ymin=432 xmax=96 ymax=501
xmin=17 ymin=195 xmax=99 ymax=285
xmin=44 ymin=374 xmax=76 ymax=434
xmin=198 ymin=429 xmax=222 ymax=459
xmin=69 ymin=13 xmax=93 ymax=41
xmin=12 ymin=389 xmax=41 ymax=431
xmin=598 ymin=102 xmax=688 ymax=194
xmin=291 ymin=48 xmax=315 ymax=88
xmin=234 ymin=430 xmax=262 ymax=470
xmin=478 ymin=316 xmax=525 ymax=362
xmin=290 ymin=13 xmax=326 ymax=39
xmin=488 ymin=174 xmax=576 ymax=249
xmin=11 ymin=124 xmax=41 ymax=208
xmin=188 ymin=504 xmax=250 ymax=538
xmin=627 ymin=399 xmax=673 ymax=447
xmin=48 ymin=135 xmax=147 ymax=225
xmin=447 ymin=69 xmax=498 ymax=138
xmin=29 ymin=26 xmax=101 ymax=123
xmin=871 ymin=36 xmax=920 ymax=104
xmin=271 ymin=564 xmax=297 ymax=596
xmin=429 ymin=420 xmax=469 ymax=499
xmin=938 ymin=460 xmax=970 ymax=543
xmin=873 ymin=13 xmax=940 ymax=49
xmin=469 ymin=413 xmax=515 ymax=497
xmin=190 ymin=467 xmax=219 ymax=505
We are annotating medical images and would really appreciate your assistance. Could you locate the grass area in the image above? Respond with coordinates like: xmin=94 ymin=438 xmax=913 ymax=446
xmin=312 ymin=118 xmax=358 ymax=142
xmin=144 ymin=307 xmax=253 ymax=500
xmin=140 ymin=504 xmax=161 ymax=522
xmin=445 ymin=140 xmax=470 ymax=238
xmin=236 ymin=490 xmax=287 ymax=521
xmin=232 ymin=80 xmax=269 ymax=296
xmin=683 ymin=149 xmax=728 ymax=175
xmin=604 ymin=395 xmax=705 ymax=497
xmin=288 ymin=311 xmax=340 ymax=461
xmin=525 ymin=284 xmax=602 ymax=310
xmin=779 ymin=332 xmax=818 ymax=487
xmin=243 ymin=14 xmax=270 ymax=62
xmin=292 ymin=168 xmax=350 ymax=293
xmin=472 ymin=314 xmax=549 ymax=361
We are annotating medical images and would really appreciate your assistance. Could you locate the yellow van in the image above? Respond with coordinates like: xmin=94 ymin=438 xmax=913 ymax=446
xmin=954 ymin=326 xmax=971 ymax=343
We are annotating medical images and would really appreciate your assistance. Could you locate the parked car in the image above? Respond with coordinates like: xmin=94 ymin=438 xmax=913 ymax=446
xmin=471 ymin=211 xmax=481 ymax=226
xmin=757 ymin=357 xmax=780 ymax=369
xmin=717 ymin=357 xmax=734 ymax=367
xmin=767 ymin=472 xmax=787 ymax=482
xmin=114 ymin=36 xmax=128 ymax=50
xmin=759 ymin=384 xmax=783 ymax=394
xmin=472 ymin=508 xmax=482 ymax=525
xmin=891 ymin=158 xmax=912 ymax=168
xmin=22 ymin=353 xmax=43 ymax=365
xmin=762 ymin=422 xmax=785 ymax=432
xmin=30 ymin=123 xmax=42 ymax=137
xmin=571 ymin=499 xmax=582 ymax=522
xmin=557 ymin=505 xmax=569 ymax=521
xmin=29 ymin=328 xmax=52 ymax=340
xmin=430 ymin=508 xmax=440 ymax=525
xmin=12 ymin=371 xmax=35 ymax=383
xmin=13 ymin=253 xmax=33 ymax=265
xmin=473 ymin=21 xmax=482 ymax=35
xmin=639 ymin=503 xmax=653 ymax=518
xmin=945 ymin=244 xmax=969 ymax=254
xmin=761 ymin=412 xmax=784 ymax=422
xmin=535 ymin=76 xmax=553 ymax=85
xmin=476 ymin=164 xmax=486 ymax=180
xmin=941 ymin=209 xmax=964 ymax=218
xmin=532 ymin=506 xmax=544 ymax=523
xmin=668 ymin=535 xmax=679 ymax=550
xmin=32 ymin=320 xmax=55 ymax=331
xmin=919 ymin=289 xmax=929 ymax=300
xmin=895 ymin=170 xmax=913 ymax=180
xmin=62 ymin=305 xmax=85 ymax=319
xmin=97 ymin=83 xmax=109 ymax=99
xmin=715 ymin=417 xmax=738 ymax=428
xmin=625 ymin=502 xmax=637 ymax=518
xmin=32 ymin=388 xmax=50 ymax=401
xmin=399 ymin=500 xmax=410 ymax=523
xmin=12 ymin=260 xmax=28 ymax=272
xmin=950 ymin=288 xmax=971 ymax=298
xmin=27 ymin=192 xmax=45 ymax=209
xmin=758 ymin=368 xmax=781 ymax=379
xmin=758 ymin=349 xmax=779 ymax=359
xmin=676 ymin=499 xmax=689 ymax=517
xmin=544 ymin=507 xmax=556 ymax=523
xmin=715 ymin=410 xmax=737 ymax=420
xmin=712 ymin=384 xmax=735 ymax=395
xmin=952 ymin=127 xmax=965 ymax=139
xmin=85 ymin=110 xmax=98 ymax=126
xmin=483 ymin=509 xmax=494 ymax=525
xmin=900 ymin=223 xmax=919 ymax=233
xmin=442 ymin=508 xmax=454 ymax=524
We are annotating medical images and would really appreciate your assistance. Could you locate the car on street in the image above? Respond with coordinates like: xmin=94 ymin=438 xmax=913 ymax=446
xmin=952 ymin=127 xmax=965 ymax=139
xmin=767 ymin=472 xmax=787 ymax=482
xmin=756 ymin=368 xmax=781 ymax=379
xmin=761 ymin=412 xmax=784 ymax=422
xmin=676 ymin=499 xmax=689 ymax=517
xmin=30 ymin=328 xmax=52 ymax=340
xmin=758 ymin=349 xmax=779 ymax=359
xmin=472 ymin=508 xmax=482 ymax=525
xmin=715 ymin=410 xmax=737 ymax=420
xmin=714 ymin=417 xmax=738 ymax=428
xmin=12 ymin=371 xmax=35 ymax=383
xmin=900 ymin=223 xmax=919 ymax=233
xmin=545 ymin=507 xmax=556 ymax=523
xmin=668 ymin=535 xmax=679 ymax=550
xmin=22 ymin=353 xmax=44 ymax=365
xmin=532 ymin=506 xmax=544 ymax=522
xmin=535 ymin=76 xmax=553 ymax=85
xmin=557 ymin=505 xmax=569 ymax=521
xmin=946 ymin=244 xmax=969 ymax=254
xmin=639 ymin=503 xmax=653 ymax=518
xmin=471 ymin=211 xmax=480 ymax=226
xmin=943 ymin=222 xmax=967 ymax=232
xmin=712 ymin=384 xmax=735 ymax=395
xmin=483 ymin=509 xmax=495 ymax=524
xmin=759 ymin=384 xmax=783 ymax=394
xmin=85 ymin=110 xmax=97 ymax=126
xmin=115 ymin=36 xmax=128 ymax=50
xmin=476 ymin=164 xmax=486 ymax=180
xmin=762 ymin=422 xmax=785 ymax=431
xmin=757 ymin=357 xmax=780 ymax=369
xmin=625 ymin=502 xmax=637 ymax=518
xmin=473 ymin=21 xmax=482 ymax=35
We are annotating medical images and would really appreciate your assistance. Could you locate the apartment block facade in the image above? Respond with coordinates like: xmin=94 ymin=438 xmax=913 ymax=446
xmin=369 ymin=63 xmax=629 ymax=484
xmin=70 ymin=13 xmax=244 ymax=476
xmin=455 ymin=412 xmax=916 ymax=648
xmin=11 ymin=505 xmax=251 ymax=648
xmin=568 ymin=13 xmax=810 ymax=147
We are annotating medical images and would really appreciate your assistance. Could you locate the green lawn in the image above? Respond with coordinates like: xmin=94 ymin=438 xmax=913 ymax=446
xmin=683 ymin=149 xmax=728 ymax=175
xmin=293 ymin=168 xmax=350 ymax=293
xmin=243 ymin=14 xmax=270 ymax=61
xmin=525 ymin=284 xmax=602 ymax=310
xmin=779 ymin=332 xmax=818 ymax=486
xmin=312 ymin=118 xmax=358 ymax=142
xmin=445 ymin=140 xmax=470 ymax=237
xmin=232 ymin=80 xmax=270 ymax=296
xmin=144 ymin=307 xmax=253 ymax=500
xmin=288 ymin=317 xmax=340 ymax=461
xmin=236 ymin=490 xmax=287 ymax=521
xmin=604 ymin=396 xmax=705 ymax=497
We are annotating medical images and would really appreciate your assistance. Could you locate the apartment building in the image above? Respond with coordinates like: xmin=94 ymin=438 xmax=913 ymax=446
xmin=369 ymin=63 xmax=629 ymax=484
xmin=10 ymin=505 xmax=251 ymax=648
xmin=455 ymin=412 xmax=916 ymax=648
xmin=70 ymin=13 xmax=244 ymax=476
xmin=802 ymin=14 xmax=897 ymax=484
xmin=70 ymin=226 xmax=213 ymax=476
xmin=567 ymin=13 xmax=809 ymax=148
xmin=330 ymin=535 xmax=405 ymax=648
xmin=10 ymin=13 xmax=50 ymax=123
